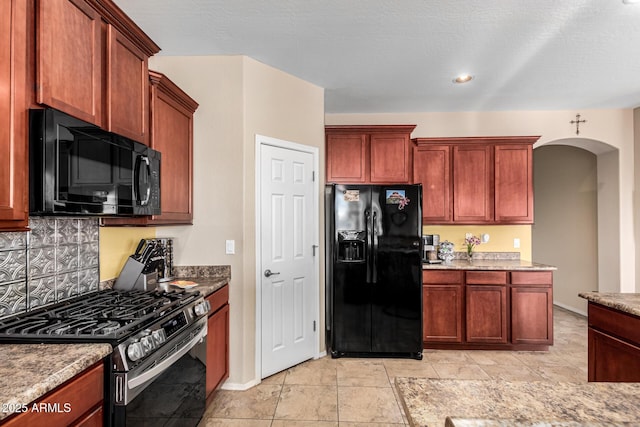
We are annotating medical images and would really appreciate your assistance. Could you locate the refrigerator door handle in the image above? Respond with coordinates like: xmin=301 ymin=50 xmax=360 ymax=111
xmin=371 ymin=210 xmax=377 ymax=284
xmin=365 ymin=209 xmax=372 ymax=283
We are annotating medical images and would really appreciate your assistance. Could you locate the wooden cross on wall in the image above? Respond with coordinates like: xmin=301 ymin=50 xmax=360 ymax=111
xmin=570 ymin=114 xmax=586 ymax=135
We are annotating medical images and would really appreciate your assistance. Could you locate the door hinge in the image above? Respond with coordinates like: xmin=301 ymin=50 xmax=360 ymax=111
xmin=313 ymin=320 xmax=316 ymax=332
xmin=312 ymin=171 xmax=315 ymax=182
xmin=312 ymin=244 xmax=319 ymax=256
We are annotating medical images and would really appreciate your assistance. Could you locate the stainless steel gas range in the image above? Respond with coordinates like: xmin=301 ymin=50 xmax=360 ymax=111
xmin=0 ymin=288 xmax=210 ymax=426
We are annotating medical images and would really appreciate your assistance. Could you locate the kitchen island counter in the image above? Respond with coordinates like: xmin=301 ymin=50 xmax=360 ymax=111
xmin=0 ymin=343 xmax=111 ymax=421
xmin=423 ymin=259 xmax=556 ymax=271
xmin=396 ymin=377 xmax=640 ymax=426
xmin=579 ymin=292 xmax=640 ymax=317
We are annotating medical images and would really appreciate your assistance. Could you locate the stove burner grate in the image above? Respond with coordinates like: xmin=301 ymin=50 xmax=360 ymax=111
xmin=0 ymin=288 xmax=200 ymax=341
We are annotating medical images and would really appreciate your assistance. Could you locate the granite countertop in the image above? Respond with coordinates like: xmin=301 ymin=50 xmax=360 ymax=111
xmin=395 ymin=378 xmax=640 ymax=427
xmin=423 ymin=259 xmax=556 ymax=271
xmin=578 ymin=292 xmax=640 ymax=317
xmin=0 ymin=343 xmax=112 ymax=421
xmin=162 ymin=264 xmax=231 ymax=297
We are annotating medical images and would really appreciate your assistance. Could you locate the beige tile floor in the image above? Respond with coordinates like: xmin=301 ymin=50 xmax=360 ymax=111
xmin=200 ymin=306 xmax=588 ymax=426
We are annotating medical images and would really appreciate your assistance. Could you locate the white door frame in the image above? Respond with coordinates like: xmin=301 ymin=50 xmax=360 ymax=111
xmin=254 ymin=134 xmax=321 ymax=382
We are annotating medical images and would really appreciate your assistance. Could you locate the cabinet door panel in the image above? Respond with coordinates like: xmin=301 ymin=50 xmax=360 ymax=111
xmin=466 ymin=285 xmax=507 ymax=343
xmin=107 ymin=25 xmax=148 ymax=143
xmin=37 ymin=0 xmax=102 ymax=124
xmin=453 ymin=145 xmax=493 ymax=222
xmin=207 ymin=304 xmax=230 ymax=396
xmin=151 ymin=89 xmax=193 ymax=223
xmin=423 ymin=285 xmax=463 ymax=343
xmin=370 ymin=133 xmax=410 ymax=183
xmin=0 ymin=0 xmax=28 ymax=230
xmin=326 ymin=134 xmax=367 ymax=183
xmin=511 ymin=286 xmax=553 ymax=345
xmin=495 ymin=144 xmax=533 ymax=223
xmin=588 ymin=328 xmax=640 ymax=382
xmin=413 ymin=145 xmax=451 ymax=222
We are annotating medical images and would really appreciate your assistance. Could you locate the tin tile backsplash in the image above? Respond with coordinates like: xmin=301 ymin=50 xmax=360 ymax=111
xmin=0 ymin=218 xmax=100 ymax=317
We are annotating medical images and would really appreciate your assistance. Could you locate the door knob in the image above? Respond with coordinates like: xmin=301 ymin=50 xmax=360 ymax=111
xmin=264 ymin=269 xmax=280 ymax=278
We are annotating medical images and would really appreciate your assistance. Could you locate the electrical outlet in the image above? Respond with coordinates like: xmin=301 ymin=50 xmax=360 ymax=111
xmin=481 ymin=233 xmax=490 ymax=243
xmin=513 ymin=238 xmax=520 ymax=249
xmin=225 ymin=240 xmax=235 ymax=254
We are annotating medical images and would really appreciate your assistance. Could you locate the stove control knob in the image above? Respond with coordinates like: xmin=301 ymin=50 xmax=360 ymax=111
xmin=141 ymin=335 xmax=155 ymax=353
xmin=127 ymin=342 xmax=144 ymax=362
xmin=152 ymin=329 xmax=166 ymax=346
xmin=194 ymin=301 xmax=211 ymax=317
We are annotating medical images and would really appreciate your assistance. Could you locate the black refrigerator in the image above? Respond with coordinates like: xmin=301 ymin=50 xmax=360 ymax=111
xmin=326 ymin=184 xmax=423 ymax=359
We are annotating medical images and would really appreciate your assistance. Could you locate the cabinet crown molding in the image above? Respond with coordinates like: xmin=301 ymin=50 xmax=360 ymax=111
xmin=149 ymin=70 xmax=199 ymax=113
xmin=326 ymin=124 xmax=416 ymax=134
xmin=89 ymin=0 xmax=161 ymax=56
xmin=413 ymin=136 xmax=540 ymax=145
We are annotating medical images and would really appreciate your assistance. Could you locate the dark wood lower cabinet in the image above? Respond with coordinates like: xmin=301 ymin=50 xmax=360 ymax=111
xmin=466 ymin=285 xmax=507 ymax=344
xmin=205 ymin=285 xmax=230 ymax=402
xmin=587 ymin=302 xmax=640 ymax=382
xmin=422 ymin=284 xmax=463 ymax=343
xmin=423 ymin=269 xmax=553 ymax=350
xmin=2 ymin=362 xmax=104 ymax=426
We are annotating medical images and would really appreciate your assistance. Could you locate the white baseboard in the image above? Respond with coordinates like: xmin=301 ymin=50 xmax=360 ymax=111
xmin=220 ymin=378 xmax=261 ymax=391
xmin=553 ymin=301 xmax=587 ymax=317
xmin=222 ymin=352 xmax=328 ymax=391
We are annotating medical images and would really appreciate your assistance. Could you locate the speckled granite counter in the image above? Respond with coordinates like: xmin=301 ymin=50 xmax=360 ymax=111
xmin=445 ymin=418 xmax=635 ymax=426
xmin=423 ymin=259 xmax=556 ymax=271
xmin=395 ymin=378 xmax=640 ymax=427
xmin=0 ymin=343 xmax=111 ymax=421
xmin=578 ymin=292 xmax=640 ymax=317
xmin=165 ymin=264 xmax=230 ymax=297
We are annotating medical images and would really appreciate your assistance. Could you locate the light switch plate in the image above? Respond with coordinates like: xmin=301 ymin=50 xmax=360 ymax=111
xmin=225 ymin=240 xmax=235 ymax=254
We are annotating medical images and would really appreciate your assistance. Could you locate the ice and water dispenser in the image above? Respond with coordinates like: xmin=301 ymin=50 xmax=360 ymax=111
xmin=337 ymin=230 xmax=366 ymax=261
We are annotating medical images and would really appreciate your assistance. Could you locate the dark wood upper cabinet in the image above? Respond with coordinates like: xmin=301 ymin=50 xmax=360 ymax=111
xmin=494 ymin=143 xmax=533 ymax=223
xmin=106 ymin=24 xmax=149 ymax=143
xmin=413 ymin=144 xmax=451 ymax=223
xmin=36 ymin=0 xmax=159 ymax=143
xmin=453 ymin=144 xmax=494 ymax=223
xmin=37 ymin=0 xmax=103 ymax=125
xmin=0 ymin=0 xmax=29 ymax=231
xmin=412 ymin=136 xmax=539 ymax=225
xmin=326 ymin=133 xmax=368 ymax=183
xmin=326 ymin=125 xmax=416 ymax=184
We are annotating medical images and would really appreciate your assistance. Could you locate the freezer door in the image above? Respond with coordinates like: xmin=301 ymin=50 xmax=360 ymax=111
xmin=330 ymin=185 xmax=372 ymax=354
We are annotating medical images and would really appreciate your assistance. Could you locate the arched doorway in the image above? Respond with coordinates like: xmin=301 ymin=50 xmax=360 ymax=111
xmin=533 ymin=138 xmax=619 ymax=315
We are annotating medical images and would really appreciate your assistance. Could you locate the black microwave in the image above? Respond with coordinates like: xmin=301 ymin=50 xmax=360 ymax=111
xmin=29 ymin=108 xmax=161 ymax=216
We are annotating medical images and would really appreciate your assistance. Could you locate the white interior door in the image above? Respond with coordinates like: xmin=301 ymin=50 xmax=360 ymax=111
xmin=259 ymin=141 xmax=317 ymax=378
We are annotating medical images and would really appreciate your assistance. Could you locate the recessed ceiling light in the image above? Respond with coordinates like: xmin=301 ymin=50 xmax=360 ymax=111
xmin=453 ymin=74 xmax=473 ymax=84
xmin=623 ymin=0 xmax=639 ymax=4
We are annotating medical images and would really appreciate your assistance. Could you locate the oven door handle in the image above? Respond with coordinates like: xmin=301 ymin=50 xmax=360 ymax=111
xmin=127 ymin=325 xmax=207 ymax=390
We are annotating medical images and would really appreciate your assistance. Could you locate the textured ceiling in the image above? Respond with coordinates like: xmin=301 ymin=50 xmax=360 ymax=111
xmin=113 ymin=0 xmax=640 ymax=113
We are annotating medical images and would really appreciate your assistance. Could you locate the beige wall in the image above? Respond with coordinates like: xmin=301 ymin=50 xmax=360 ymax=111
xmin=533 ymin=146 xmax=598 ymax=314
xmin=148 ymin=55 xmax=324 ymax=387
xmin=326 ymin=110 xmax=636 ymax=295
xmin=635 ymin=107 xmax=640 ymax=293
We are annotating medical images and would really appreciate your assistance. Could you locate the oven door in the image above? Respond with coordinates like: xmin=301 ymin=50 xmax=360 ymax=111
xmin=113 ymin=317 xmax=207 ymax=426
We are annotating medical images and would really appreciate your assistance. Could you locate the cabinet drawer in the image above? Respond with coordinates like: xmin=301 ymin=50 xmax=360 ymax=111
xmin=588 ymin=302 xmax=640 ymax=345
xmin=511 ymin=271 xmax=552 ymax=285
xmin=422 ymin=270 xmax=463 ymax=284
xmin=206 ymin=285 xmax=229 ymax=314
xmin=466 ymin=271 xmax=507 ymax=285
